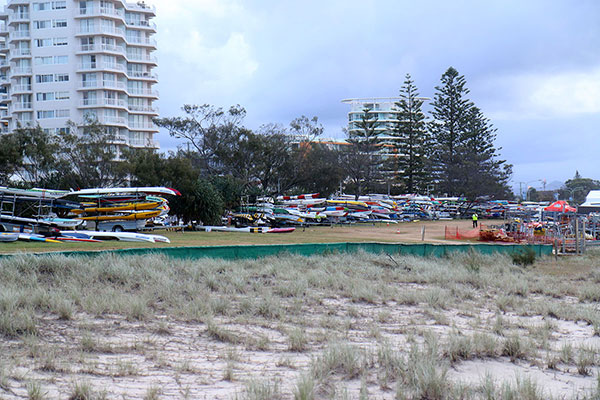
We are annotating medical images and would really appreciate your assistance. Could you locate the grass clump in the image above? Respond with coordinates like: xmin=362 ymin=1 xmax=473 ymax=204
xmin=143 ymin=386 xmax=162 ymax=400
xmin=238 ymin=379 xmax=282 ymax=400
xmin=293 ymin=373 xmax=315 ymax=400
xmin=502 ymin=335 xmax=527 ymax=362
xmin=511 ymin=247 xmax=536 ymax=266
xmin=288 ymin=327 xmax=308 ymax=352
xmin=311 ymin=343 xmax=367 ymax=381
xmin=27 ymin=381 xmax=45 ymax=400
xmin=0 ymin=307 xmax=38 ymax=338
xmin=68 ymin=381 xmax=94 ymax=400
xmin=206 ymin=321 xmax=242 ymax=344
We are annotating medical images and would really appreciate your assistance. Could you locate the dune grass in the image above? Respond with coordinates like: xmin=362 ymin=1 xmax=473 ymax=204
xmin=0 ymin=249 xmax=599 ymax=398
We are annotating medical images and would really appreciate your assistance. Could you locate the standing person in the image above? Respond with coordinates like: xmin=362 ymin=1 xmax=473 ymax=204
xmin=472 ymin=213 xmax=478 ymax=228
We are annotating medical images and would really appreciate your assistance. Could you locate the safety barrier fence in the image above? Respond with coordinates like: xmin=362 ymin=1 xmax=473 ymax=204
xmin=0 ymin=242 xmax=553 ymax=261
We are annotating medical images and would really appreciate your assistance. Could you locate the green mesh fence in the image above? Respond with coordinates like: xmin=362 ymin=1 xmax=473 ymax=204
xmin=0 ymin=242 xmax=553 ymax=260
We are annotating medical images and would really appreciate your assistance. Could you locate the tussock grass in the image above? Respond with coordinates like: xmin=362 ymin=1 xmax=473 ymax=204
xmin=288 ymin=327 xmax=308 ymax=352
xmin=143 ymin=386 xmax=162 ymax=400
xmin=238 ymin=379 xmax=282 ymax=400
xmin=502 ymin=335 xmax=532 ymax=362
xmin=206 ymin=321 xmax=243 ymax=345
xmin=0 ymin=306 xmax=37 ymax=338
xmin=310 ymin=342 xmax=371 ymax=382
xmin=27 ymin=381 xmax=45 ymax=400
xmin=293 ymin=373 xmax=315 ymax=400
xmin=68 ymin=381 xmax=95 ymax=400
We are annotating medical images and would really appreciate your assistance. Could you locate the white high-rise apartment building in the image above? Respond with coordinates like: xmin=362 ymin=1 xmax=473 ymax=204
xmin=0 ymin=0 xmax=159 ymax=151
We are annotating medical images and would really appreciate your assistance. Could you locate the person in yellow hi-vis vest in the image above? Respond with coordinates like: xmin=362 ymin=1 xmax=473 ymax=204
xmin=472 ymin=213 xmax=478 ymax=228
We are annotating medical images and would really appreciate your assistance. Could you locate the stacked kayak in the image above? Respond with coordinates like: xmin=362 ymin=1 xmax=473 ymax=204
xmin=65 ymin=188 xmax=178 ymax=229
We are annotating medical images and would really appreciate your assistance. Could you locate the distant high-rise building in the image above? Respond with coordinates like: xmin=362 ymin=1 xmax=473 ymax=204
xmin=0 ymin=0 xmax=159 ymax=152
xmin=341 ymin=97 xmax=401 ymax=159
xmin=341 ymin=97 xmax=399 ymax=138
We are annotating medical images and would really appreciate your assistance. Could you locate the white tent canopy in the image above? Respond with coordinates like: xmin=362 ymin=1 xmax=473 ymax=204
xmin=580 ymin=190 xmax=600 ymax=207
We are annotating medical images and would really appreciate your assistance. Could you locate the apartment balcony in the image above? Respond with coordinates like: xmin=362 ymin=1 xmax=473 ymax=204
xmin=128 ymin=122 xmax=156 ymax=130
xmin=9 ymin=30 xmax=30 ymax=40
xmin=11 ymin=67 xmax=32 ymax=76
xmin=78 ymin=43 xmax=126 ymax=55
xmin=126 ymin=70 xmax=158 ymax=81
xmin=78 ymin=62 xmax=126 ymax=74
xmin=79 ymin=98 xmax=127 ymax=109
xmin=76 ymin=27 xmax=125 ymax=38
xmin=124 ymin=2 xmax=156 ymax=15
xmin=13 ymin=102 xmax=32 ymax=111
xmin=124 ymin=36 xmax=157 ymax=48
xmin=125 ymin=53 xmax=157 ymax=65
xmin=96 ymin=116 xmax=127 ymax=126
xmin=124 ymin=19 xmax=157 ymax=30
xmin=76 ymin=7 xmax=124 ymax=20
xmin=129 ymin=138 xmax=158 ymax=148
xmin=12 ymin=84 xmax=31 ymax=93
xmin=127 ymin=104 xmax=158 ymax=114
xmin=0 ymin=43 xmax=8 ymax=52
xmin=11 ymin=48 xmax=31 ymax=57
xmin=0 ymin=76 xmax=9 ymax=85
xmin=78 ymin=80 xmax=127 ymax=91
xmin=8 ymin=12 xmax=29 ymax=23
xmin=7 ymin=0 xmax=31 ymax=5
xmin=127 ymin=88 xmax=158 ymax=98
xmin=0 ymin=110 xmax=10 ymax=119
xmin=0 ymin=93 xmax=10 ymax=101
xmin=0 ymin=60 xmax=9 ymax=68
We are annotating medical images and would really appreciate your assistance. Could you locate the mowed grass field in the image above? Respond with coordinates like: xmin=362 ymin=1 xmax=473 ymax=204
xmin=0 ymin=219 xmax=491 ymax=254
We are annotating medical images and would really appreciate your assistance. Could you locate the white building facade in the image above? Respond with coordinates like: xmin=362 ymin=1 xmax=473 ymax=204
xmin=341 ymin=97 xmax=400 ymax=138
xmin=0 ymin=0 xmax=159 ymax=151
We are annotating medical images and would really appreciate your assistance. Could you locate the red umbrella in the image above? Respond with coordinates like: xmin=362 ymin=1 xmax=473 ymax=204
xmin=544 ymin=200 xmax=577 ymax=213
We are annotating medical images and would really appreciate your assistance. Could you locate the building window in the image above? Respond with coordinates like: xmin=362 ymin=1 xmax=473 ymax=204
xmin=52 ymin=1 xmax=67 ymax=10
xmin=55 ymin=109 xmax=70 ymax=118
xmin=33 ymin=20 xmax=51 ymax=29
xmin=37 ymin=110 xmax=55 ymax=119
xmin=35 ymin=74 xmax=53 ymax=83
xmin=34 ymin=56 xmax=53 ymax=65
xmin=56 ymin=91 xmax=69 ymax=100
xmin=55 ymin=73 xmax=69 ymax=82
xmin=36 ymin=92 xmax=55 ymax=101
xmin=53 ymin=37 xmax=67 ymax=46
xmin=33 ymin=3 xmax=51 ymax=11
xmin=34 ymin=56 xmax=68 ymax=65
xmin=53 ymin=19 xmax=67 ymax=28
xmin=35 ymin=38 xmax=52 ymax=47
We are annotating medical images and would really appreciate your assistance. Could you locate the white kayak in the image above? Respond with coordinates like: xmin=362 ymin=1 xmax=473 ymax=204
xmin=0 ymin=232 xmax=19 ymax=242
xmin=68 ymin=231 xmax=170 ymax=243
xmin=42 ymin=218 xmax=84 ymax=228
xmin=65 ymin=187 xmax=180 ymax=197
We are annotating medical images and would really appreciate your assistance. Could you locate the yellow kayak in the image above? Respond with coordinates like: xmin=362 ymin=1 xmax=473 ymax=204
xmin=71 ymin=202 xmax=161 ymax=214
xmin=79 ymin=210 xmax=162 ymax=221
xmin=326 ymin=200 xmax=369 ymax=208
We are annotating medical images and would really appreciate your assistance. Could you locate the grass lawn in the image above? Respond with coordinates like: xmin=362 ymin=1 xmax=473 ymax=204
xmin=0 ymin=219 xmax=496 ymax=254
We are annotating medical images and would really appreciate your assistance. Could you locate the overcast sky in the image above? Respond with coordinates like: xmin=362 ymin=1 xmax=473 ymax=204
xmin=144 ymin=0 xmax=599 ymax=190
xmin=8 ymin=0 xmax=600 ymax=190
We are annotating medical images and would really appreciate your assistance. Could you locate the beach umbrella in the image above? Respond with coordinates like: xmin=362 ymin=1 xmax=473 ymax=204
xmin=544 ymin=200 xmax=577 ymax=213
